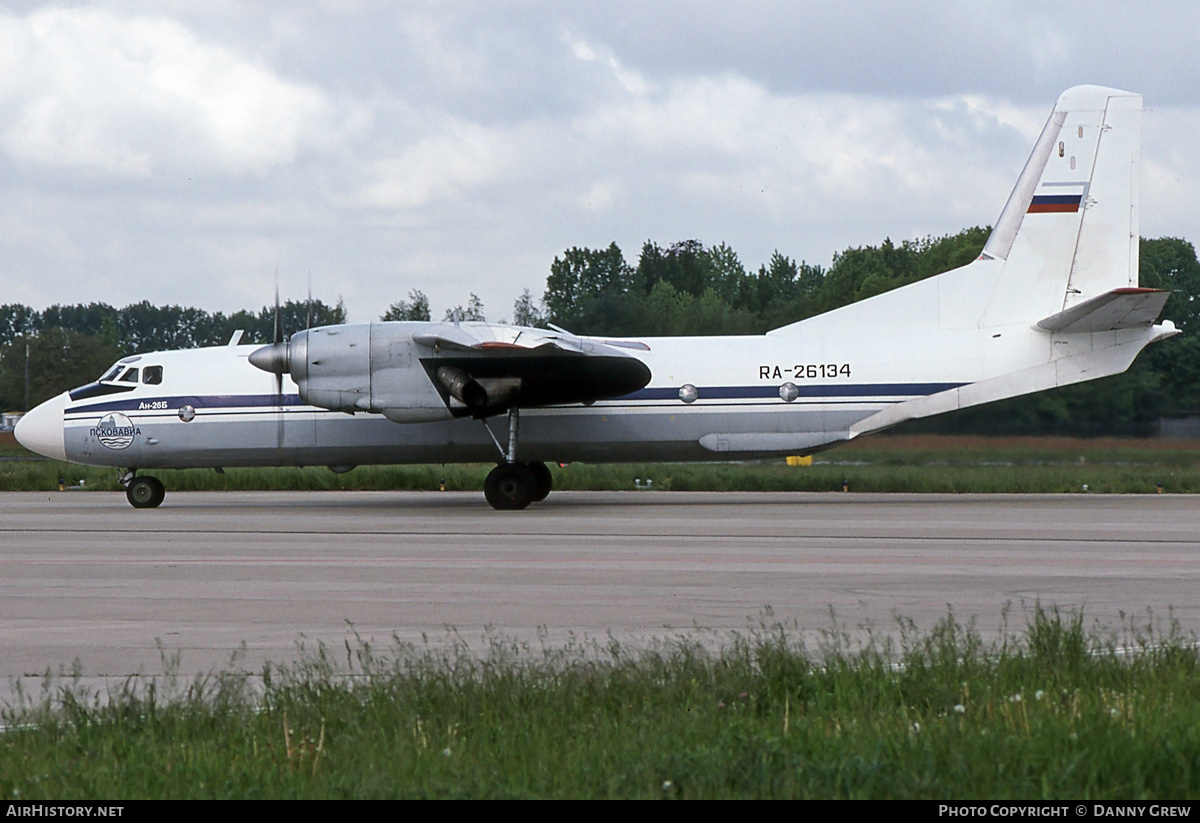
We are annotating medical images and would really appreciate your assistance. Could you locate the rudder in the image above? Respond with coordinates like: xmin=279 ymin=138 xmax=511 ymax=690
xmin=980 ymin=85 xmax=1141 ymax=326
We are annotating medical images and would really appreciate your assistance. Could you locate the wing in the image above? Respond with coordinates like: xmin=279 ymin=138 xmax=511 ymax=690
xmin=413 ymin=324 xmax=651 ymax=415
xmin=250 ymin=321 xmax=652 ymax=421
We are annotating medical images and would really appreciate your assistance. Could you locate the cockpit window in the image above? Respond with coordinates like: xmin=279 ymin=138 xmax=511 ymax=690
xmin=143 ymin=366 xmax=163 ymax=385
xmin=71 ymin=362 xmax=146 ymax=402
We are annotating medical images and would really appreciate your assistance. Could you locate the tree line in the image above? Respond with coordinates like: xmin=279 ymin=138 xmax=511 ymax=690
xmin=3 ymin=230 xmax=1198 ymax=434
xmin=0 ymin=299 xmax=345 ymax=413
xmin=530 ymin=230 xmax=1200 ymax=434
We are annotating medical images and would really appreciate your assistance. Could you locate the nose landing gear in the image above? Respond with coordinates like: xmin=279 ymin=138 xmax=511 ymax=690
xmin=121 ymin=470 xmax=165 ymax=509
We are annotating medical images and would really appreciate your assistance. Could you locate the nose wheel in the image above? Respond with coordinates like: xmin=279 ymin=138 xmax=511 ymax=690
xmin=124 ymin=474 xmax=166 ymax=509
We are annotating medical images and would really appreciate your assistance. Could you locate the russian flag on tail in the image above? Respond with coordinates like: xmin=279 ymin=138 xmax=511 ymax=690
xmin=1028 ymin=181 xmax=1088 ymax=213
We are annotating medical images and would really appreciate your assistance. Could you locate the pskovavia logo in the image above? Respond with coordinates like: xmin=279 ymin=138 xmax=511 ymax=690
xmin=91 ymin=413 xmax=140 ymax=450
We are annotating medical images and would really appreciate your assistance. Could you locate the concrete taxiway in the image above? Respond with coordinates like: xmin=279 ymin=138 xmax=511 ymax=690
xmin=2 ymin=490 xmax=1198 ymax=702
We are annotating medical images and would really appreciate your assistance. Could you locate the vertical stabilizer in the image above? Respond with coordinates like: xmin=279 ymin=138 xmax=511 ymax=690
xmin=768 ymin=85 xmax=1144 ymax=339
xmin=980 ymin=86 xmax=1141 ymax=326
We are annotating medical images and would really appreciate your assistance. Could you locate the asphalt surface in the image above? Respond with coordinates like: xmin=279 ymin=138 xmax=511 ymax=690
xmin=2 ymin=490 xmax=1198 ymax=703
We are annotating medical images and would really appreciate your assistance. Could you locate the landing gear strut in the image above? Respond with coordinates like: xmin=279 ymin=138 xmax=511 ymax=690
xmin=480 ymin=409 xmax=554 ymax=510
xmin=121 ymin=470 xmax=165 ymax=509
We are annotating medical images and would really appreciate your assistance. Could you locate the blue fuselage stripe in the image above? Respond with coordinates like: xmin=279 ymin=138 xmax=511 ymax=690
xmin=621 ymin=382 xmax=963 ymax=401
xmin=64 ymin=382 xmax=964 ymax=417
xmin=68 ymin=394 xmax=306 ymax=415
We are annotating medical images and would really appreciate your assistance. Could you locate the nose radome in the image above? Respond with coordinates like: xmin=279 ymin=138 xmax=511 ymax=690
xmin=13 ymin=392 xmax=68 ymax=462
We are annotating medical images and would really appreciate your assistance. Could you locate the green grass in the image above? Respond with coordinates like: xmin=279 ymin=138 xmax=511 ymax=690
xmin=4 ymin=435 xmax=1200 ymax=494
xmin=2 ymin=607 xmax=1198 ymax=799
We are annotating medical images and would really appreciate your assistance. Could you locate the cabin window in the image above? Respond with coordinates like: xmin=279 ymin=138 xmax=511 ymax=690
xmin=119 ymin=367 xmax=139 ymax=383
xmin=143 ymin=366 xmax=163 ymax=385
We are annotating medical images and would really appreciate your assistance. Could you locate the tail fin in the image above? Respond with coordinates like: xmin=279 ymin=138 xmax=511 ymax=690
xmin=980 ymin=85 xmax=1141 ymax=326
xmin=770 ymin=85 xmax=1143 ymax=336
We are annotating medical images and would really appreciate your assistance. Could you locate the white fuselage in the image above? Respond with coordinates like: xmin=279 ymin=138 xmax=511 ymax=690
xmin=13 ymin=85 xmax=1175 ymax=496
xmin=18 ymin=313 xmax=1164 ymax=472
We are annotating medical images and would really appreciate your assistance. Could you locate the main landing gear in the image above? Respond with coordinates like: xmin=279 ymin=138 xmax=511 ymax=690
xmin=484 ymin=461 xmax=553 ymax=510
xmin=480 ymin=409 xmax=553 ymax=511
xmin=121 ymin=469 xmax=165 ymax=509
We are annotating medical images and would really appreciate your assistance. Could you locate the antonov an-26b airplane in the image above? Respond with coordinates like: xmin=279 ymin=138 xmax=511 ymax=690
xmin=15 ymin=85 xmax=1179 ymax=510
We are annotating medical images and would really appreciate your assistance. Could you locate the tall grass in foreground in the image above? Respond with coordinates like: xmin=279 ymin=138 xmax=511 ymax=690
xmin=2 ymin=607 xmax=1198 ymax=799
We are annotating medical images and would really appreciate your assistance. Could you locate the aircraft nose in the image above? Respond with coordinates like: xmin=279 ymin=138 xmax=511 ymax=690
xmin=14 ymin=392 xmax=68 ymax=462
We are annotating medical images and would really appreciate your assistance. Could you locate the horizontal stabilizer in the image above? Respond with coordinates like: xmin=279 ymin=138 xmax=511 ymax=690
xmin=1036 ymin=288 xmax=1170 ymax=333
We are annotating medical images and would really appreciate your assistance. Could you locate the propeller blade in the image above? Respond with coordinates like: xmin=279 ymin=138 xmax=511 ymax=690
xmin=273 ymin=273 xmax=283 ymax=346
xmin=270 ymin=275 xmax=285 ymax=450
xmin=306 ymin=270 xmax=313 ymax=331
xmin=276 ymin=385 xmax=285 ymax=451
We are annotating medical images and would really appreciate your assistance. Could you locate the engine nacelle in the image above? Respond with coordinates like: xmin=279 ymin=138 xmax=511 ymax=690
xmin=253 ymin=323 xmax=453 ymax=423
xmin=366 ymin=325 xmax=454 ymax=423
xmin=248 ymin=320 xmax=652 ymax=423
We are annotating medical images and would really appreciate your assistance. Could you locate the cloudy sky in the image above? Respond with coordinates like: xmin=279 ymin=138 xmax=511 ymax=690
xmin=1 ymin=1 xmax=1197 ymax=324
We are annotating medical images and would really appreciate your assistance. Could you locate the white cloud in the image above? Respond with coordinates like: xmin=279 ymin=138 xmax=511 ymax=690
xmin=355 ymin=120 xmax=508 ymax=211
xmin=567 ymin=75 xmax=1022 ymax=235
xmin=0 ymin=7 xmax=337 ymax=178
xmin=565 ymin=36 xmax=649 ymax=98
xmin=320 ymin=70 xmax=1042 ymax=319
xmin=0 ymin=3 xmax=1195 ymax=325
xmin=1141 ymin=106 xmax=1200 ymax=243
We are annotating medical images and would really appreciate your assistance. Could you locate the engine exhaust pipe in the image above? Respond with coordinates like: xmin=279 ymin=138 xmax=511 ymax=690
xmin=436 ymin=366 xmax=488 ymax=408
